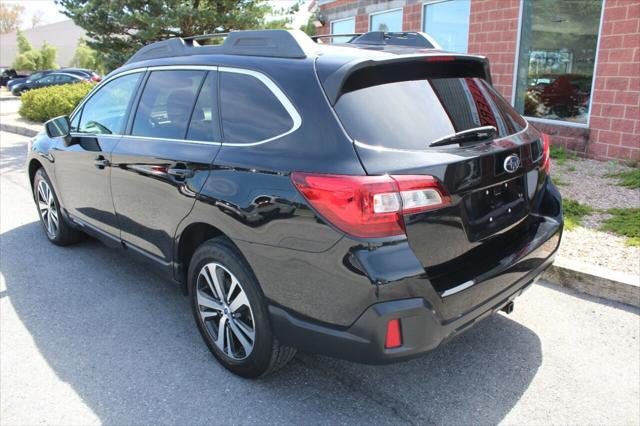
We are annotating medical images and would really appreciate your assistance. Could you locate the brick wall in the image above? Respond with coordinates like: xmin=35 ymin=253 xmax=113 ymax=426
xmin=316 ymin=0 xmax=640 ymax=162
xmin=467 ymin=0 xmax=521 ymax=100
xmin=587 ymin=0 xmax=640 ymax=161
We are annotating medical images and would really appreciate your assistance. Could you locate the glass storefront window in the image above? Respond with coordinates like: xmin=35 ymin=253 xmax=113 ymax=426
xmin=423 ymin=0 xmax=471 ymax=53
xmin=514 ymin=0 xmax=603 ymax=124
xmin=370 ymin=9 xmax=403 ymax=32
xmin=331 ymin=17 xmax=356 ymax=43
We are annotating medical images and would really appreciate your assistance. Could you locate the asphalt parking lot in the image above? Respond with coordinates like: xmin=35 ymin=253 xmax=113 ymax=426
xmin=1 ymin=130 xmax=639 ymax=425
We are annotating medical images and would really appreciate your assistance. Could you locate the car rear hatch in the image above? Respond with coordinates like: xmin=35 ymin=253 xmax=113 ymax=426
xmin=320 ymin=55 xmax=556 ymax=310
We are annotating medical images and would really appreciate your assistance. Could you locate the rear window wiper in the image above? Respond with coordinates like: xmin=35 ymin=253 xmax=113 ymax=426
xmin=429 ymin=126 xmax=497 ymax=147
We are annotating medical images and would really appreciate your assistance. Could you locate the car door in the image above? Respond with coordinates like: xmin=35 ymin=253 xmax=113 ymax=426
xmin=54 ymin=71 xmax=143 ymax=239
xmin=110 ymin=67 xmax=221 ymax=264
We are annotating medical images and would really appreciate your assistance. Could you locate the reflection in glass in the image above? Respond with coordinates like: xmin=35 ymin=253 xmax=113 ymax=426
xmin=514 ymin=0 xmax=603 ymax=124
xmin=423 ymin=0 xmax=471 ymax=53
xmin=370 ymin=9 xmax=403 ymax=32
xmin=331 ymin=18 xmax=356 ymax=44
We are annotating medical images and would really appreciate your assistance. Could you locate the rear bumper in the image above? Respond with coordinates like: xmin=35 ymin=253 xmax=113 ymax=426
xmin=270 ymin=229 xmax=558 ymax=364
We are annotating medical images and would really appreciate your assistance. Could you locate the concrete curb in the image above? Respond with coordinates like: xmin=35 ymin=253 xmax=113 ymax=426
xmin=1 ymin=121 xmax=638 ymax=308
xmin=543 ymin=257 xmax=640 ymax=307
xmin=0 ymin=122 xmax=39 ymax=137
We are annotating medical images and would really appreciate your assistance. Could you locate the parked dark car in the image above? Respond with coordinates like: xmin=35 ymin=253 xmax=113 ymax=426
xmin=11 ymin=72 xmax=89 ymax=96
xmin=27 ymin=30 xmax=563 ymax=378
xmin=0 ymin=68 xmax=29 ymax=87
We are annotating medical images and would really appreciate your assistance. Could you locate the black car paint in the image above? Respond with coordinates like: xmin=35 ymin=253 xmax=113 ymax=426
xmin=28 ymin=41 xmax=562 ymax=362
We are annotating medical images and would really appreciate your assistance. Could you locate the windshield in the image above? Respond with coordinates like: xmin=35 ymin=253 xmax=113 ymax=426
xmin=334 ymin=77 xmax=527 ymax=150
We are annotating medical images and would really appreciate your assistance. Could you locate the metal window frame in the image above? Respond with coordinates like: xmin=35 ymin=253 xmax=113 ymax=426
xmin=69 ymin=65 xmax=302 ymax=146
xmin=510 ymin=0 xmax=607 ymax=129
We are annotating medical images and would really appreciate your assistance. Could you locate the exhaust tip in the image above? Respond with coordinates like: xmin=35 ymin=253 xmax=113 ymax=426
xmin=501 ymin=301 xmax=515 ymax=315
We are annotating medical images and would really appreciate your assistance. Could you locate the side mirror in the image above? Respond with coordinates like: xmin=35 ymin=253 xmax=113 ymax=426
xmin=44 ymin=115 xmax=71 ymax=139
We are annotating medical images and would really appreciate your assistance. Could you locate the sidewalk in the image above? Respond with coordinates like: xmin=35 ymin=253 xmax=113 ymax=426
xmin=0 ymin=111 xmax=638 ymax=308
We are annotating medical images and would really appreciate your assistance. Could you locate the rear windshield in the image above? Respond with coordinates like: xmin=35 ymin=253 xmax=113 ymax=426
xmin=334 ymin=77 xmax=527 ymax=150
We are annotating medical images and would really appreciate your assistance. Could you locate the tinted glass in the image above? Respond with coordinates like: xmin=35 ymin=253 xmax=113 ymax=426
xmin=335 ymin=77 xmax=527 ymax=150
xmin=370 ymin=9 xmax=403 ymax=32
xmin=220 ymin=72 xmax=293 ymax=144
xmin=514 ymin=0 xmax=603 ymax=124
xmin=186 ymin=72 xmax=221 ymax=142
xmin=132 ymin=70 xmax=205 ymax=140
xmin=58 ymin=75 xmax=76 ymax=83
xmin=39 ymin=75 xmax=55 ymax=83
xmin=423 ymin=0 xmax=471 ymax=53
xmin=79 ymin=72 xmax=141 ymax=135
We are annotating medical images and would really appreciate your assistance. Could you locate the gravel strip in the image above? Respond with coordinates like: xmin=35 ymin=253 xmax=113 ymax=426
xmin=554 ymin=158 xmax=639 ymax=211
xmin=552 ymin=158 xmax=639 ymax=275
xmin=558 ymin=226 xmax=640 ymax=275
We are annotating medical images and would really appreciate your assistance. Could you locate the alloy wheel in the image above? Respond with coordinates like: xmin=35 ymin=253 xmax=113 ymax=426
xmin=37 ymin=179 xmax=59 ymax=237
xmin=196 ymin=262 xmax=256 ymax=360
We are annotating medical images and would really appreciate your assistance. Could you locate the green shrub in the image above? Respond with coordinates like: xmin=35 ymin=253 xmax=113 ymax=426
xmin=19 ymin=82 xmax=94 ymax=122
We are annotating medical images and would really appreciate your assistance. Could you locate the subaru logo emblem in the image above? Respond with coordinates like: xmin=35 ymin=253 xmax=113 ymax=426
xmin=503 ymin=154 xmax=521 ymax=173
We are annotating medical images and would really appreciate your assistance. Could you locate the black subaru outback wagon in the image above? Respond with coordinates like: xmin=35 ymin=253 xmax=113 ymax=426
xmin=28 ymin=30 xmax=562 ymax=377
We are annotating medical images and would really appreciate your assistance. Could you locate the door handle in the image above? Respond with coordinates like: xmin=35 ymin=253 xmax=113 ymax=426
xmin=167 ymin=167 xmax=194 ymax=179
xmin=94 ymin=156 xmax=110 ymax=169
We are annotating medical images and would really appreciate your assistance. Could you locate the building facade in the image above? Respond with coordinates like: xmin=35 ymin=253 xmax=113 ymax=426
xmin=315 ymin=0 xmax=640 ymax=162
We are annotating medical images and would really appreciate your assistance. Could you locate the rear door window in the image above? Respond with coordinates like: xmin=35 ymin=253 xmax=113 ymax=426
xmin=219 ymin=70 xmax=294 ymax=144
xmin=334 ymin=77 xmax=527 ymax=150
xmin=132 ymin=70 xmax=206 ymax=140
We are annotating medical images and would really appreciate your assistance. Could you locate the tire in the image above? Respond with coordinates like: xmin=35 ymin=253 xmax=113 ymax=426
xmin=188 ymin=237 xmax=296 ymax=378
xmin=33 ymin=168 xmax=83 ymax=246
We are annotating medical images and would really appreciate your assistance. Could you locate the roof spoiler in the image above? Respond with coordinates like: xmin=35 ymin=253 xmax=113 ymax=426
xmin=321 ymin=54 xmax=492 ymax=105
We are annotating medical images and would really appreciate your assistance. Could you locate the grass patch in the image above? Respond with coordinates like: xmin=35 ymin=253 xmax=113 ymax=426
xmin=563 ymin=199 xmax=593 ymax=230
xmin=604 ymin=169 xmax=640 ymax=189
xmin=600 ymin=208 xmax=640 ymax=246
xmin=567 ymin=165 xmax=576 ymax=172
xmin=552 ymin=177 xmax=569 ymax=187
xmin=550 ymin=146 xmax=578 ymax=166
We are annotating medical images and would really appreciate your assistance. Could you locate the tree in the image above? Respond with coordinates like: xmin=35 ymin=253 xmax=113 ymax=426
xmin=56 ymin=0 xmax=288 ymax=71
xmin=38 ymin=42 xmax=58 ymax=69
xmin=71 ymin=38 xmax=106 ymax=74
xmin=13 ymin=32 xmax=58 ymax=71
xmin=16 ymin=29 xmax=32 ymax=53
xmin=0 ymin=2 xmax=24 ymax=33
xmin=31 ymin=10 xmax=45 ymax=28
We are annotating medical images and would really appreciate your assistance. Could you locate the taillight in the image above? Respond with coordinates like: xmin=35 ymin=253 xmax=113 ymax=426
xmin=541 ymin=133 xmax=551 ymax=175
xmin=291 ymin=172 xmax=450 ymax=238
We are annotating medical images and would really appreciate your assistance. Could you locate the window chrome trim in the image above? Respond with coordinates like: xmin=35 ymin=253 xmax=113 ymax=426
xmin=70 ymin=64 xmax=302 ymax=148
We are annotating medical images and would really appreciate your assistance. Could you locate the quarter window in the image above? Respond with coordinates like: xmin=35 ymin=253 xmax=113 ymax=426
xmin=186 ymin=72 xmax=221 ymax=142
xmin=132 ymin=70 xmax=206 ymax=140
xmin=220 ymin=71 xmax=294 ymax=144
xmin=78 ymin=72 xmax=141 ymax=135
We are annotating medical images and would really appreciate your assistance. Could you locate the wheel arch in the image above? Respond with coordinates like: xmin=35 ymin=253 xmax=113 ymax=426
xmin=175 ymin=222 xmax=234 ymax=290
xmin=28 ymin=158 xmax=43 ymax=189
